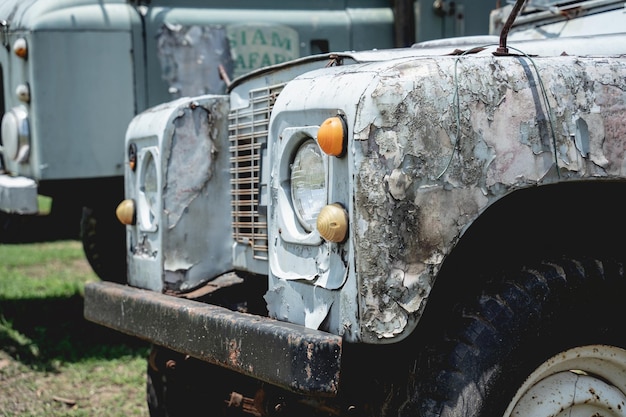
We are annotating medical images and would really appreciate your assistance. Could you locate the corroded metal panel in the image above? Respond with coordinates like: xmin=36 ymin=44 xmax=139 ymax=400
xmin=157 ymin=24 xmax=233 ymax=97
xmin=351 ymin=54 xmax=626 ymax=342
xmin=162 ymin=97 xmax=234 ymax=291
xmin=84 ymin=281 xmax=342 ymax=395
xmin=125 ymin=95 xmax=233 ymax=292
xmin=266 ymin=38 xmax=626 ymax=343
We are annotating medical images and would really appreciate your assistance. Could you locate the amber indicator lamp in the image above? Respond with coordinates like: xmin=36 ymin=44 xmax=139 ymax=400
xmin=317 ymin=116 xmax=347 ymax=157
xmin=116 ymin=199 xmax=136 ymax=225
xmin=128 ymin=143 xmax=137 ymax=171
xmin=13 ymin=38 xmax=27 ymax=59
xmin=317 ymin=203 xmax=348 ymax=243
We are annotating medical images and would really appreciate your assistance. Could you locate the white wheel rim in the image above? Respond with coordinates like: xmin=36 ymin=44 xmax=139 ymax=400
xmin=503 ymin=345 xmax=626 ymax=417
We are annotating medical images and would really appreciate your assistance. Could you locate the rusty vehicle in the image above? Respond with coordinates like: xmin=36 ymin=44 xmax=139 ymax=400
xmin=85 ymin=0 xmax=626 ymax=415
xmin=1 ymin=0 xmax=496 ymax=281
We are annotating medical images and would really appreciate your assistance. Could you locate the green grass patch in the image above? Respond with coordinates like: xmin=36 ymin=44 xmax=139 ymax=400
xmin=0 ymin=240 xmax=149 ymax=416
xmin=0 ymin=240 xmax=94 ymax=299
xmin=38 ymin=195 xmax=53 ymax=215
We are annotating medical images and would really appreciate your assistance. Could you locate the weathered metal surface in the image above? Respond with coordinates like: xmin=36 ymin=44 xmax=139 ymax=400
xmin=490 ymin=0 xmax=626 ymax=40
xmin=125 ymin=95 xmax=234 ymax=293
xmin=160 ymin=97 xmax=233 ymax=293
xmin=157 ymin=24 xmax=233 ymax=97
xmin=266 ymin=34 xmax=626 ymax=343
xmin=84 ymin=281 xmax=342 ymax=395
xmin=352 ymin=53 xmax=626 ymax=341
xmin=0 ymin=175 xmax=38 ymax=214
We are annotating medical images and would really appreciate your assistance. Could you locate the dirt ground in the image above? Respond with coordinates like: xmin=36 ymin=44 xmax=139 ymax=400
xmin=0 ymin=349 xmax=148 ymax=416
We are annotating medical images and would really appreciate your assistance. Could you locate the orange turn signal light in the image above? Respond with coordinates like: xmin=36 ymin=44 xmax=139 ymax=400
xmin=13 ymin=38 xmax=27 ymax=59
xmin=317 ymin=116 xmax=346 ymax=157
xmin=116 ymin=199 xmax=136 ymax=225
xmin=128 ymin=143 xmax=137 ymax=171
xmin=316 ymin=203 xmax=348 ymax=243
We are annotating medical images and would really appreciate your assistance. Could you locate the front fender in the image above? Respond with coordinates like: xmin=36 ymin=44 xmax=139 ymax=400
xmin=125 ymin=94 xmax=233 ymax=293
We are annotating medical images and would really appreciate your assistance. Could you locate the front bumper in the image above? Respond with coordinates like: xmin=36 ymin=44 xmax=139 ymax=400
xmin=84 ymin=281 xmax=342 ymax=395
xmin=0 ymin=174 xmax=38 ymax=214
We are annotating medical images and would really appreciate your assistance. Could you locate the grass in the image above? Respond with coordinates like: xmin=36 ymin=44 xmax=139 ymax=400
xmin=37 ymin=195 xmax=52 ymax=215
xmin=0 ymin=241 xmax=88 ymax=299
xmin=0 ymin=240 xmax=150 ymax=416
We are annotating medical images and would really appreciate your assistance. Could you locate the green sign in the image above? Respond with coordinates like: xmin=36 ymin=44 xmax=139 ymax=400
xmin=228 ymin=24 xmax=300 ymax=78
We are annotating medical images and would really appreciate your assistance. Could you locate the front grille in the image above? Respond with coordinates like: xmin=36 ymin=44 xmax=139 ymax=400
xmin=229 ymin=84 xmax=284 ymax=259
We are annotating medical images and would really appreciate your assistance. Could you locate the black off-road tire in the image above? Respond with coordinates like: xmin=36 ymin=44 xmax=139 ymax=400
xmin=401 ymin=256 xmax=626 ymax=417
xmin=80 ymin=206 xmax=127 ymax=283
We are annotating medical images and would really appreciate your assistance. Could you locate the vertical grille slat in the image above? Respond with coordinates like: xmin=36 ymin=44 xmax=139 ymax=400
xmin=229 ymin=84 xmax=283 ymax=259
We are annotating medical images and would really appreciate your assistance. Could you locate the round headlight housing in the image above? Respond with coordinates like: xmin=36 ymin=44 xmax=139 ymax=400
xmin=290 ymin=139 xmax=326 ymax=231
xmin=138 ymin=149 xmax=159 ymax=231
xmin=1 ymin=106 xmax=30 ymax=163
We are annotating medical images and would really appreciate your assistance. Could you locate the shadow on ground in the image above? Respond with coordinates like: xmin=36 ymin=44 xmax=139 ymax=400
xmin=0 ymin=293 xmax=148 ymax=370
xmin=0 ymin=211 xmax=81 ymax=244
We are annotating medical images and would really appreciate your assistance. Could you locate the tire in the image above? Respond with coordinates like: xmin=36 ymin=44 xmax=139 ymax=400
xmin=402 ymin=256 xmax=626 ymax=417
xmin=80 ymin=206 xmax=127 ymax=283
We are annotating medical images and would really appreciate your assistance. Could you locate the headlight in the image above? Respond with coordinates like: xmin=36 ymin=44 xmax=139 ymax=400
xmin=1 ymin=106 xmax=30 ymax=163
xmin=138 ymin=148 xmax=159 ymax=231
xmin=290 ymin=139 xmax=326 ymax=231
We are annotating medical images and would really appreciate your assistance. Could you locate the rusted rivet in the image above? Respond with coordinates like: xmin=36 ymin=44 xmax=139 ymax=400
xmin=165 ymin=359 xmax=176 ymax=370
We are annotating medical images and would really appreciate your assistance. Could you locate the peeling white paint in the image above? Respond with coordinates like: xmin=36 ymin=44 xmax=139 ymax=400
xmin=163 ymin=106 xmax=217 ymax=229
xmin=126 ymin=96 xmax=234 ymax=293
xmin=386 ymin=168 xmax=413 ymax=200
xmin=261 ymin=39 xmax=626 ymax=343
xmin=351 ymin=55 xmax=626 ymax=341
xmin=157 ymin=24 xmax=233 ymax=97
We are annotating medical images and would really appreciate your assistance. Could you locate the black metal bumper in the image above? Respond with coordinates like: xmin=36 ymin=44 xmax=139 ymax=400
xmin=84 ymin=281 xmax=342 ymax=395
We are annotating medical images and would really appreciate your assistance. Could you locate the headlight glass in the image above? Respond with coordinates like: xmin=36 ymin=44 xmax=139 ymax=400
xmin=1 ymin=106 xmax=30 ymax=163
xmin=290 ymin=139 xmax=326 ymax=231
xmin=138 ymin=149 xmax=158 ymax=230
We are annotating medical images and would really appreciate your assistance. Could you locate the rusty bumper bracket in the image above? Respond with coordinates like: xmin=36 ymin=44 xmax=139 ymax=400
xmin=84 ymin=281 xmax=342 ymax=395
